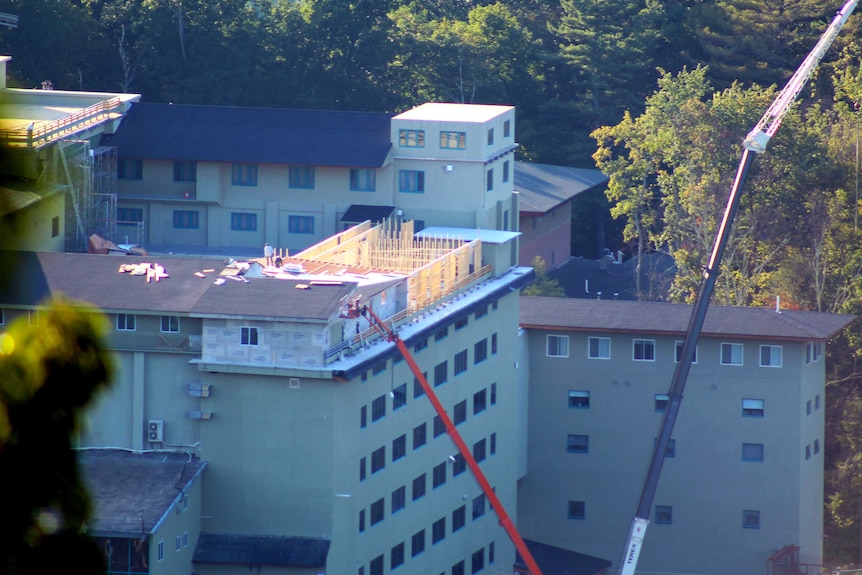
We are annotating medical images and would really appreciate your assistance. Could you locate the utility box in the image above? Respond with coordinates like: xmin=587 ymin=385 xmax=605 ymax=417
xmin=147 ymin=419 xmax=164 ymax=442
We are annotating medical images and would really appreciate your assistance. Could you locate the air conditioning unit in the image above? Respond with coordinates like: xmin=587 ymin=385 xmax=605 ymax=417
xmin=147 ymin=419 xmax=164 ymax=442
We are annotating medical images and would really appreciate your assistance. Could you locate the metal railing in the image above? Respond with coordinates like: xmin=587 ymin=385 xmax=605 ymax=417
xmin=0 ymin=97 xmax=124 ymax=148
xmin=106 ymin=331 xmax=200 ymax=354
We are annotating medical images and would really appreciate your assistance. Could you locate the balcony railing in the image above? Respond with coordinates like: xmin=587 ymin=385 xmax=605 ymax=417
xmin=106 ymin=331 xmax=201 ymax=354
xmin=0 ymin=97 xmax=124 ymax=148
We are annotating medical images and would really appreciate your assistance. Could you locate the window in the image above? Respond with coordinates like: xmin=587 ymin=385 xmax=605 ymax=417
xmin=721 ymin=343 xmax=743 ymax=365
xmin=454 ymin=400 xmax=467 ymax=425
xmin=814 ymin=439 xmax=820 ymax=454
xmin=173 ymin=160 xmax=196 ymax=182
xmin=453 ymin=505 xmax=466 ymax=532
xmin=399 ymin=170 xmax=425 ymax=193
xmin=411 ymin=529 xmax=425 ymax=557
xmin=453 ymin=453 xmax=466 ymax=476
xmin=370 ymin=554 xmax=384 ymax=575
xmin=432 ymin=517 xmax=446 ymax=544
xmin=399 ymin=129 xmax=425 ymax=147
xmin=567 ymin=434 xmax=589 ymax=453
xmin=360 ymin=405 xmax=367 ymax=429
xmin=742 ymin=399 xmax=764 ymax=417
xmin=742 ymin=509 xmax=760 ymax=529
xmin=392 ymin=486 xmax=406 ymax=514
xmin=655 ymin=394 xmax=669 ymax=412
xmin=471 ymin=549 xmax=485 ymax=574
xmin=502 ymin=160 xmax=510 ymax=183
xmin=655 ymin=505 xmax=673 ymax=525
xmin=434 ymin=361 xmax=448 ymax=387
xmin=412 ymin=473 xmax=426 ymax=501
xmin=489 ymin=542 xmax=495 ymax=564
xmin=473 ymin=389 xmax=487 ymax=415
xmin=288 ymin=215 xmax=315 ymax=234
xmin=655 ymin=438 xmax=676 ymax=458
xmin=359 ymin=509 xmax=365 ymax=532
xmin=371 ymin=446 xmax=386 ymax=473
xmin=392 ymin=383 xmax=407 ymax=410
xmin=547 ymin=335 xmax=569 ymax=357
xmin=490 ymin=432 xmax=496 ymax=455
xmin=117 ymin=207 xmax=144 ymax=223
xmin=434 ymin=415 xmax=446 ymax=438
xmin=675 ymin=341 xmax=697 ymax=363
xmin=350 ymin=168 xmax=376 ymax=191
xmin=116 ymin=314 xmax=136 ymax=331
xmin=370 ymin=498 xmax=384 ymax=525
xmin=118 ymin=158 xmax=143 ymax=180
xmin=0 ymin=308 xmax=4 ymax=325
xmin=440 ymin=131 xmax=466 ymax=149
xmin=568 ymin=500 xmax=585 ymax=520
xmin=474 ymin=339 xmax=488 ymax=364
xmin=414 ymin=338 xmax=428 ymax=352
xmin=568 ymin=390 xmax=590 ymax=409
xmin=157 ymin=540 xmax=164 ymax=561
xmin=414 ymin=373 xmax=427 ymax=398
xmin=289 ymin=166 xmax=315 ymax=189
xmin=760 ymin=345 xmax=782 ymax=367
xmin=742 ymin=442 xmax=764 ymax=462
xmin=806 ymin=341 xmax=823 ymax=364
xmin=241 ymin=327 xmax=259 ymax=346
xmin=588 ymin=337 xmax=610 ymax=359
xmin=633 ymin=339 xmax=656 ymax=361
xmin=230 ymin=212 xmax=257 ymax=231
xmin=486 ymin=168 xmax=493 ymax=191
xmin=490 ymin=383 xmax=497 ymax=405
xmin=433 ymin=462 xmax=447 ymax=488
xmin=372 ymin=395 xmax=386 ymax=421
xmin=161 ymin=315 xmax=180 ymax=333
xmin=455 ymin=317 xmax=468 ymax=330
xmin=359 ymin=457 xmax=366 ymax=481
xmin=183 ymin=531 xmax=188 ymax=547
xmin=805 ymin=444 xmax=811 ymax=460
xmin=435 ymin=327 xmax=449 ymax=341
xmin=173 ymin=210 xmax=199 ymax=229
xmin=392 ymin=434 xmax=406 ymax=462
xmin=473 ymin=438 xmax=487 ymax=462
xmin=491 ymin=333 xmax=497 ymax=355
xmin=816 ymin=394 xmax=821 ymax=410
xmin=503 ymin=119 xmax=511 ymax=138
xmin=372 ymin=361 xmax=386 ymax=375
xmin=806 ymin=400 xmax=812 ymax=415
xmin=453 ymin=560 xmax=465 ymax=575
xmin=454 ymin=349 xmax=468 ymax=375
xmin=176 ymin=535 xmax=181 ymax=551
xmin=472 ymin=494 xmax=485 ymax=520
xmin=475 ymin=305 xmax=488 ymax=319
xmin=413 ymin=423 xmax=427 ymax=450
xmin=231 ymin=163 xmax=258 ymax=186
xmin=487 ymin=128 xmax=494 ymax=146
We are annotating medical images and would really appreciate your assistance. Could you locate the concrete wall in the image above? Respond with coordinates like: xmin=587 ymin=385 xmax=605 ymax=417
xmin=519 ymin=203 xmax=572 ymax=267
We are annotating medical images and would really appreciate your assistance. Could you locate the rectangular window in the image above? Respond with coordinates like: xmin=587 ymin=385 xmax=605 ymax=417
xmin=435 ymin=327 xmax=449 ymax=341
xmin=491 ymin=333 xmax=498 ymax=355
xmin=361 ymin=405 xmax=367 ymax=428
xmin=567 ymin=434 xmax=589 ymax=453
xmin=370 ymin=555 xmax=383 ymax=575
xmin=807 ymin=400 xmax=812 ymax=415
xmin=433 ymin=462 xmax=447 ymax=488
xmin=491 ymin=383 xmax=497 ymax=405
xmin=473 ymin=389 xmax=487 ymax=415
xmin=399 ymin=129 xmax=425 ymax=147
xmin=655 ymin=394 xmax=669 ymax=412
xmin=655 ymin=438 xmax=676 ymax=458
xmin=370 ymin=498 xmax=384 ymax=525
xmin=486 ymin=168 xmax=494 ymax=192
xmin=173 ymin=160 xmax=196 ymax=182
xmin=231 ymin=163 xmax=258 ymax=186
xmin=474 ymin=305 xmax=488 ymax=319
xmin=230 ymin=212 xmax=257 ymax=231
xmin=454 ymin=349 xmax=468 ymax=375
xmin=439 ymin=131 xmax=466 ymax=149
xmin=454 ymin=400 xmax=467 ymax=425
xmin=472 ymin=550 xmax=485 ymax=574
xmin=0 ymin=308 xmax=4 ymax=325
xmin=452 ymin=505 xmax=466 ymax=532
xmin=568 ymin=390 xmax=590 ymax=409
xmin=392 ymin=434 xmax=406 ymax=462
xmin=371 ymin=446 xmax=386 ymax=474
xmin=814 ymin=438 xmax=820 ymax=454
xmin=434 ymin=361 xmax=448 ymax=387
xmin=289 ymin=166 xmax=315 ymax=189
xmin=742 ymin=398 xmax=764 ymax=417
xmin=503 ymin=119 xmax=511 ymax=138
xmin=503 ymin=160 xmax=510 ymax=183
xmin=453 ymin=318 xmax=469 ymax=332
xmin=412 ymin=473 xmax=426 ymax=501
xmin=399 ymin=169 xmax=425 ymax=193
xmin=674 ymin=340 xmax=697 ymax=363
xmin=392 ymin=486 xmax=406 ymax=514
xmin=633 ymin=339 xmax=656 ymax=361
xmin=413 ymin=338 xmax=428 ymax=352
xmin=176 ymin=535 xmax=181 ymax=552
xmin=568 ymin=500 xmax=585 ymax=520
xmin=241 ymin=327 xmax=259 ymax=346
xmin=472 ymin=494 xmax=485 ymax=521
xmin=760 ymin=345 xmax=782 ymax=367
xmin=487 ymin=128 xmax=494 ymax=146
xmin=547 ymin=335 xmax=569 ymax=357
xmin=742 ymin=442 xmax=764 ymax=462
xmin=721 ymin=343 xmax=744 ymax=365
xmin=116 ymin=313 xmax=136 ymax=331
xmin=805 ymin=444 xmax=811 ymax=460
xmin=490 ymin=432 xmax=496 ymax=455
xmin=288 ymin=215 xmax=315 ymax=234
xmin=816 ymin=394 xmax=821 ymax=409
xmin=414 ymin=373 xmax=427 ymax=398
xmin=157 ymin=540 xmax=164 ymax=561
xmin=349 ymin=168 xmax=376 ymax=191
xmin=742 ymin=509 xmax=761 ymax=529
xmin=655 ymin=505 xmax=673 ymax=525
xmin=453 ymin=560 xmax=465 ymax=575
xmin=473 ymin=438 xmax=486 ymax=462
xmin=359 ymin=457 xmax=366 ymax=481
xmin=117 ymin=207 xmax=143 ymax=223
xmin=474 ymin=339 xmax=488 ymax=364
xmin=172 ymin=210 xmax=199 ymax=229
xmin=434 ymin=415 xmax=446 ymax=438
xmin=372 ymin=361 xmax=386 ymax=375
xmin=453 ymin=453 xmax=466 ymax=476
xmin=411 ymin=530 xmax=425 ymax=557
xmin=372 ymin=395 xmax=386 ymax=422
xmin=392 ymin=383 xmax=407 ymax=410
xmin=432 ymin=517 xmax=446 ymax=544
xmin=359 ymin=509 xmax=365 ymax=532
xmin=413 ymin=423 xmax=427 ymax=450
xmin=806 ymin=341 xmax=823 ymax=364
xmin=118 ymin=158 xmax=143 ymax=180
xmin=161 ymin=315 xmax=180 ymax=333
xmin=588 ymin=337 xmax=610 ymax=359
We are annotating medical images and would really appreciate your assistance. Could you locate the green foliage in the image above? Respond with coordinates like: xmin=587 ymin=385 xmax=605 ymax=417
xmin=522 ymin=256 xmax=566 ymax=297
xmin=0 ymin=301 xmax=114 ymax=574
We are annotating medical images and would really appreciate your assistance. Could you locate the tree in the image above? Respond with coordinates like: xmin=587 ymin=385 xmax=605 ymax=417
xmin=522 ymin=256 xmax=566 ymax=297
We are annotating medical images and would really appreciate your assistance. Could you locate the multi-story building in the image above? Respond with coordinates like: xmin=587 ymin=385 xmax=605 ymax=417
xmin=103 ymin=102 xmax=518 ymax=255
xmin=517 ymin=296 xmax=854 ymax=575
xmin=1 ymin=221 xmax=534 ymax=575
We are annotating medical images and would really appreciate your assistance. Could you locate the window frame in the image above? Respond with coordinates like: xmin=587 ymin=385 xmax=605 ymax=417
xmin=454 ymin=349 xmax=468 ymax=375
xmin=588 ymin=337 xmax=610 ymax=359
xmin=439 ymin=131 xmax=466 ymax=149
xmin=742 ymin=442 xmax=764 ymax=462
xmin=116 ymin=313 xmax=136 ymax=331
xmin=721 ymin=342 xmax=744 ymax=366
xmin=568 ymin=390 xmax=590 ymax=409
xmin=567 ymin=500 xmax=585 ymax=520
xmin=160 ymin=315 xmax=180 ymax=333
xmin=398 ymin=170 xmax=425 ymax=193
xmin=633 ymin=339 xmax=656 ymax=361
xmin=742 ymin=398 xmax=764 ymax=418
xmin=173 ymin=160 xmax=196 ymax=182
xmin=288 ymin=214 xmax=315 ymax=234
xmin=399 ymin=129 xmax=425 ymax=147
xmin=230 ymin=212 xmax=258 ymax=232
xmin=567 ymin=434 xmax=589 ymax=453
xmin=742 ymin=509 xmax=761 ymax=529
xmin=231 ymin=163 xmax=258 ymax=186
xmin=760 ymin=345 xmax=783 ymax=367
xmin=370 ymin=498 xmax=385 ymax=526
xmin=172 ymin=210 xmax=199 ymax=229
xmin=240 ymin=326 xmax=259 ymax=346
xmin=546 ymin=335 xmax=570 ymax=358
xmin=674 ymin=340 xmax=697 ymax=364
xmin=288 ymin=165 xmax=315 ymax=189
xmin=118 ymin=158 xmax=143 ymax=181
xmin=349 ymin=168 xmax=376 ymax=192
xmin=654 ymin=505 xmax=673 ymax=525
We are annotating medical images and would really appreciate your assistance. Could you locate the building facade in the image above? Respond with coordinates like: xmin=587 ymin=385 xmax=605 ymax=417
xmin=517 ymin=296 xmax=854 ymax=575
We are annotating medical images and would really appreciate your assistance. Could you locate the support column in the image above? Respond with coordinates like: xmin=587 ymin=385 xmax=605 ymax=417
xmin=131 ymin=351 xmax=145 ymax=451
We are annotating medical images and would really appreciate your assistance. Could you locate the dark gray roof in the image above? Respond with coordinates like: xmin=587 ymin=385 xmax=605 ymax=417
xmin=520 ymin=296 xmax=856 ymax=341
xmin=517 ymin=539 xmax=612 ymax=575
xmin=0 ymin=251 xmax=356 ymax=321
xmin=193 ymin=533 xmax=330 ymax=568
xmin=515 ymin=162 xmax=608 ymax=214
xmin=102 ymin=102 xmax=392 ymax=168
xmin=341 ymin=204 xmax=395 ymax=223
xmin=79 ymin=449 xmax=206 ymax=537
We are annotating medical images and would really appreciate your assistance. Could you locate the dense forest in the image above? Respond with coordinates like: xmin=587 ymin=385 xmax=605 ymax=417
xmin=5 ymin=0 xmax=862 ymax=565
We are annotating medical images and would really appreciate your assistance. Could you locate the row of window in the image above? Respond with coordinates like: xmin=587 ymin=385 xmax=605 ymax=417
xmin=398 ymin=121 xmax=511 ymax=150
xmin=156 ymin=531 xmax=190 ymax=561
xmin=359 ymin=541 xmax=495 ymax=575
xmin=168 ymin=210 xmax=315 ymax=234
xmin=547 ymin=335 xmax=818 ymax=368
xmin=116 ymin=314 xmax=180 ymax=333
xmin=360 ymin=484 xmax=490 ymax=535
xmin=569 ymin=390 xmax=768 ymax=418
xmin=567 ymin=500 xmax=761 ymax=528
xmin=565 ymin=434 xmax=767 ymax=462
